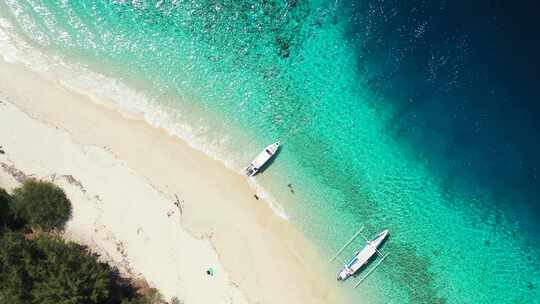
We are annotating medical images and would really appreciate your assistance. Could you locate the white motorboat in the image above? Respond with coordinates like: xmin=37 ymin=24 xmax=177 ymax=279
xmin=337 ymin=229 xmax=389 ymax=281
xmin=245 ymin=141 xmax=280 ymax=177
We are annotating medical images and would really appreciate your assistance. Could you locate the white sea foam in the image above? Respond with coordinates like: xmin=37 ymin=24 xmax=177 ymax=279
xmin=0 ymin=18 xmax=47 ymax=70
xmin=0 ymin=19 xmax=17 ymax=63
xmin=0 ymin=17 xmax=289 ymax=220
xmin=247 ymin=178 xmax=289 ymax=220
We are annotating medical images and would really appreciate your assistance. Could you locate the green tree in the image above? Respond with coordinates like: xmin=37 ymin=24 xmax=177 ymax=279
xmin=0 ymin=230 xmax=28 ymax=303
xmin=28 ymin=235 xmax=114 ymax=304
xmin=11 ymin=180 xmax=72 ymax=230
xmin=0 ymin=188 xmax=10 ymax=229
xmin=0 ymin=184 xmax=166 ymax=304
xmin=0 ymin=231 xmax=132 ymax=304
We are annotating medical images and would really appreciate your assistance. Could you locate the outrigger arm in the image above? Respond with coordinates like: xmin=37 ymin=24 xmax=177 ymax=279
xmin=353 ymin=253 xmax=390 ymax=288
xmin=329 ymin=226 xmax=364 ymax=262
xmin=352 ymin=231 xmax=390 ymax=287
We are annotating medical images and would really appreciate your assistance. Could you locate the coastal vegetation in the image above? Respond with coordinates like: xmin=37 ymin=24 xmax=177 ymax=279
xmin=0 ymin=188 xmax=11 ymax=228
xmin=0 ymin=181 xmax=168 ymax=304
xmin=10 ymin=180 xmax=72 ymax=230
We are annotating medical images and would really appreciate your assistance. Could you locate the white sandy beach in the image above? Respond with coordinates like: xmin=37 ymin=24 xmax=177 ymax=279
xmin=0 ymin=53 xmax=345 ymax=303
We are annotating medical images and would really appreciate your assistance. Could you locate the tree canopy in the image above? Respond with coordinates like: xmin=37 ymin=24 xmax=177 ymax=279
xmin=0 ymin=231 xmax=125 ymax=304
xmin=11 ymin=180 xmax=72 ymax=230
xmin=0 ymin=188 xmax=10 ymax=229
xmin=0 ymin=184 xmax=167 ymax=304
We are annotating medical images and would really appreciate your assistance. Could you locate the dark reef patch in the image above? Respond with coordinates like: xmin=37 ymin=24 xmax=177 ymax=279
xmin=391 ymin=243 xmax=447 ymax=303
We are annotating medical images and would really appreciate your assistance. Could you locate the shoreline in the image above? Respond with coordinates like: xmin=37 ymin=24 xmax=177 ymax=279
xmin=0 ymin=56 xmax=345 ymax=303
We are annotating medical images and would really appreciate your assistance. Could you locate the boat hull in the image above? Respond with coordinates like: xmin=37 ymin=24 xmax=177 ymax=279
xmin=337 ymin=229 xmax=389 ymax=281
xmin=245 ymin=142 xmax=280 ymax=176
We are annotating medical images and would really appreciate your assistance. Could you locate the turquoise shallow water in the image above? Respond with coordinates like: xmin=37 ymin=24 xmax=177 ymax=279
xmin=1 ymin=1 xmax=539 ymax=303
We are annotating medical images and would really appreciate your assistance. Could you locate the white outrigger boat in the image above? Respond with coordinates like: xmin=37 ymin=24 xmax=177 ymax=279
xmin=330 ymin=227 xmax=390 ymax=288
xmin=245 ymin=141 xmax=280 ymax=177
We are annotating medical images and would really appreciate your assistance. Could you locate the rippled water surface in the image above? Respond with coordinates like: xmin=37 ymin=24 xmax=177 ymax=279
xmin=1 ymin=1 xmax=539 ymax=303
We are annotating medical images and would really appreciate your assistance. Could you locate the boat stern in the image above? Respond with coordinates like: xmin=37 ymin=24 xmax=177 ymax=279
xmin=245 ymin=164 xmax=258 ymax=177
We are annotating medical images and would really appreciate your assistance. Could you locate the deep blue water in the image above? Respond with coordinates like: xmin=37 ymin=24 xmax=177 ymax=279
xmin=341 ymin=0 xmax=540 ymax=233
